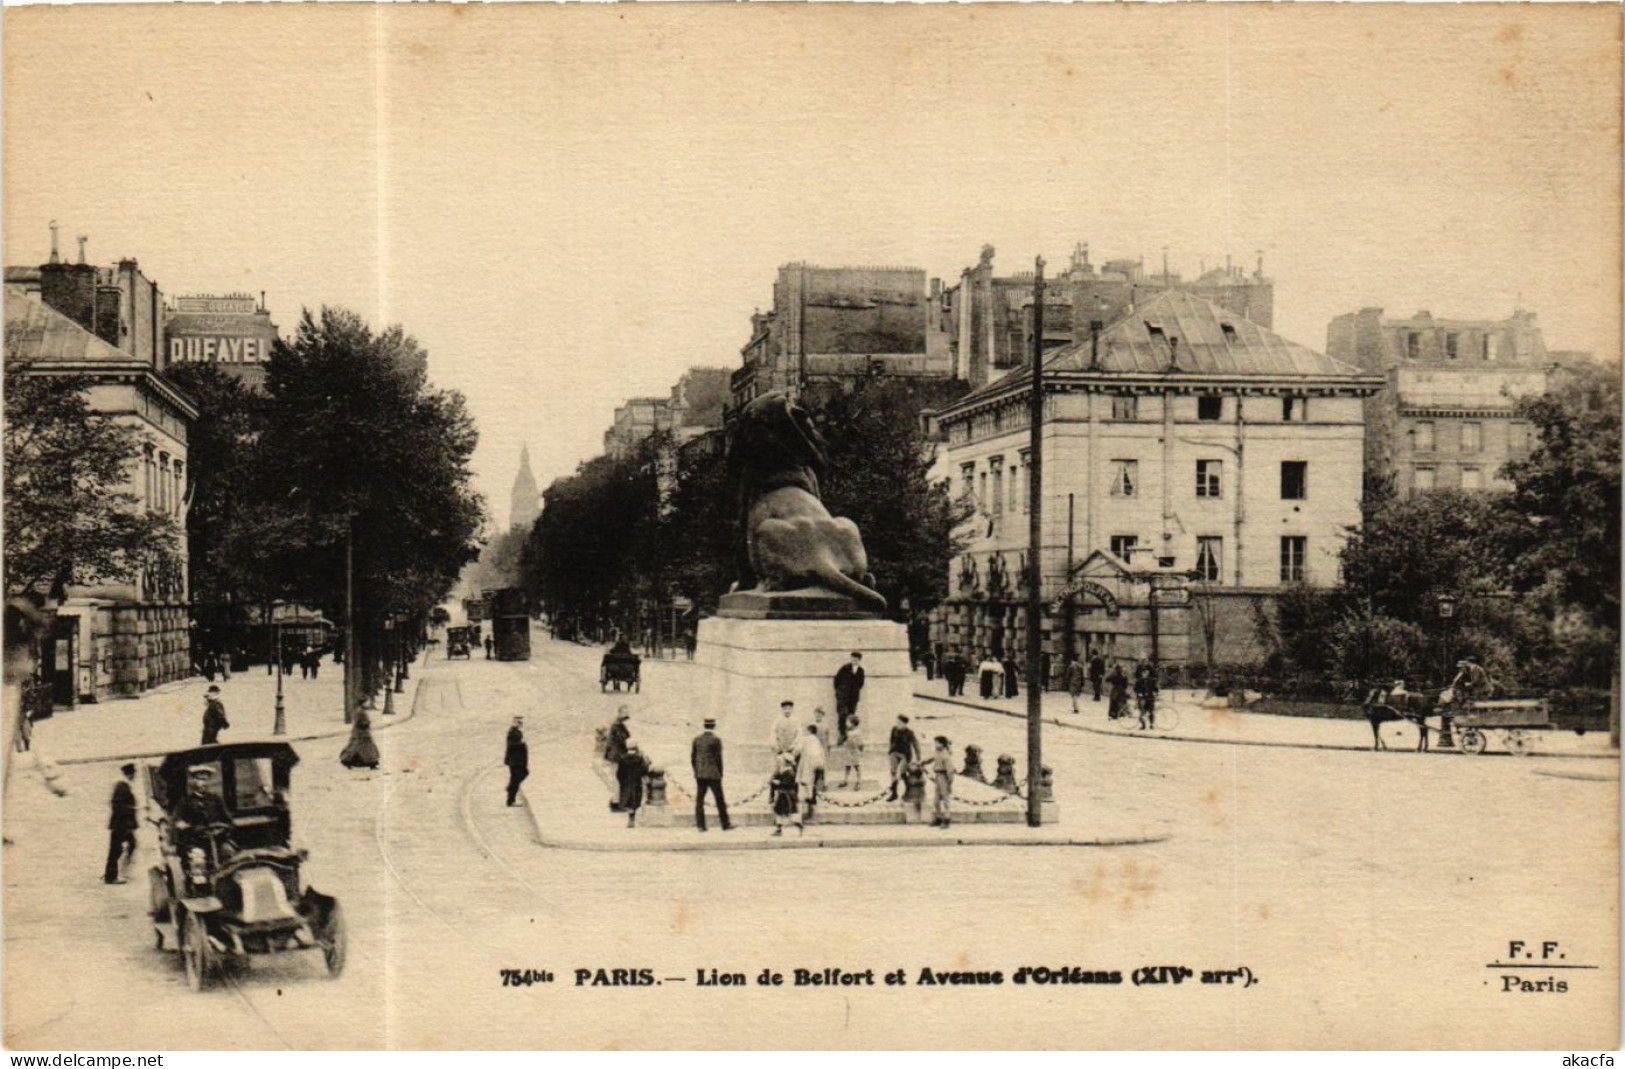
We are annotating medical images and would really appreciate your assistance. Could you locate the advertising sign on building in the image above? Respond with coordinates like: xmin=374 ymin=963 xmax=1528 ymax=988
xmin=164 ymin=293 xmax=279 ymax=382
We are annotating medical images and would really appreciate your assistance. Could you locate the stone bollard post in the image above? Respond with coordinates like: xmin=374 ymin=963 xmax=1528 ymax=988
xmin=1037 ymin=765 xmax=1054 ymax=802
xmin=640 ymin=767 xmax=673 ymax=827
xmin=961 ymin=744 xmax=985 ymax=783
xmin=993 ymin=754 xmax=1020 ymax=794
xmin=900 ymin=763 xmax=927 ymax=824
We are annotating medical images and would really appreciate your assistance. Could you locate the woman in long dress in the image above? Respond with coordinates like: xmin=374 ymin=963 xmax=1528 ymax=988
xmin=340 ymin=708 xmax=380 ymax=769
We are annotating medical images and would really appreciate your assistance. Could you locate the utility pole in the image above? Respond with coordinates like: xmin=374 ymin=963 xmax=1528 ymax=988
xmin=1025 ymin=256 xmax=1046 ymax=829
xmin=343 ymin=522 xmax=355 ymax=725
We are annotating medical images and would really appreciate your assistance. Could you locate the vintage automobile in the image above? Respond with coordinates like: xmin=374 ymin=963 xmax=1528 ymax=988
xmin=146 ymin=742 xmax=345 ymax=991
xmin=446 ymin=626 xmax=473 ymax=659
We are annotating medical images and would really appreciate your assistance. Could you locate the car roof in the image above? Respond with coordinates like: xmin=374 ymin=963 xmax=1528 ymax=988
xmin=154 ymin=742 xmax=300 ymax=779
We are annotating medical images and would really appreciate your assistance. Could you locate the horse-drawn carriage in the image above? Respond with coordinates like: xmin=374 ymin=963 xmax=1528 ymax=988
xmin=600 ymin=645 xmax=641 ymax=692
xmin=1362 ymin=683 xmax=1550 ymax=755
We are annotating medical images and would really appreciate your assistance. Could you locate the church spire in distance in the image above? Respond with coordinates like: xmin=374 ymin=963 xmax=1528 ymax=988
xmin=509 ymin=444 xmax=540 ymax=532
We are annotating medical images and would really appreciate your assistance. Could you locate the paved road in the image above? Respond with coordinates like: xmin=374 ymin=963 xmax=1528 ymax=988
xmin=5 ymin=634 xmax=1616 ymax=1049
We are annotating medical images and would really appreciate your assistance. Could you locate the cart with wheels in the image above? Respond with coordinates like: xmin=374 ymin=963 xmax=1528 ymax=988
xmin=1454 ymin=699 xmax=1551 ymax=756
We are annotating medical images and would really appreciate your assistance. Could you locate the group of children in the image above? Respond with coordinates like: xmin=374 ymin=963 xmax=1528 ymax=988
xmin=768 ymin=714 xmax=957 ymax=833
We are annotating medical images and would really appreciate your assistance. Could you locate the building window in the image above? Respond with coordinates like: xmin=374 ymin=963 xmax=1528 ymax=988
xmin=1461 ymin=421 xmax=1482 ymax=453
xmin=990 ymin=462 xmax=1003 ymax=516
xmin=1018 ymin=453 xmax=1031 ymax=512
xmin=1445 ymin=333 xmax=1459 ymax=360
xmin=1484 ymin=335 xmax=1498 ymax=361
xmin=1461 ymin=466 xmax=1483 ymax=490
xmin=1414 ymin=466 xmax=1437 ymax=492
xmin=1196 ymin=459 xmax=1223 ymax=499
xmin=1414 ymin=421 xmax=1435 ymax=451
xmin=1280 ymin=537 xmax=1307 ymax=583
xmin=1281 ymin=461 xmax=1307 ymax=500
xmin=979 ymin=471 xmax=987 ymax=505
xmin=1282 ymin=396 xmax=1307 ymax=422
xmin=1110 ymin=535 xmax=1139 ymax=560
xmin=1198 ymin=395 xmax=1223 ymax=421
xmin=1195 ymin=537 xmax=1222 ymax=582
xmin=960 ymin=463 xmax=975 ymax=499
xmin=1407 ymin=332 xmax=1421 ymax=359
xmin=1111 ymin=460 xmax=1138 ymax=497
xmin=1111 ymin=395 xmax=1138 ymax=420
xmin=1009 ymin=463 xmax=1019 ymax=512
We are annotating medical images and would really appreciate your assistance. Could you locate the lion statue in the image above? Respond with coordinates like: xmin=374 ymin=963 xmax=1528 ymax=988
xmin=726 ymin=391 xmax=886 ymax=611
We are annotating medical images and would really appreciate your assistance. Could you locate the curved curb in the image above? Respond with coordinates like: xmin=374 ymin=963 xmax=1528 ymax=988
xmin=52 ymin=674 xmax=429 ymax=767
xmin=914 ymin=692 xmax=1620 ymax=762
xmin=526 ymin=826 xmax=1167 ymax=854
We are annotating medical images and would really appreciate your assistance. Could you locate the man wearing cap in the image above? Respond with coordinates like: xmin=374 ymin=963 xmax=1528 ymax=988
xmin=103 ymin=763 xmax=139 ymax=884
xmin=200 ymin=686 xmax=229 ymax=746
xmin=772 ymin=701 xmax=800 ymax=756
xmin=690 ymin=718 xmax=731 ymax=832
xmin=833 ymin=652 xmax=864 ymax=744
xmin=178 ymin=767 xmax=230 ymax=826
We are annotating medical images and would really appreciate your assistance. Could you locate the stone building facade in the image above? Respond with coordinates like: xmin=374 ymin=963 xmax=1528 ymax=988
xmin=1325 ymin=307 xmax=1559 ymax=496
xmin=932 ymin=290 xmax=1380 ymax=672
xmin=729 ymin=263 xmax=951 ymax=407
xmin=6 ymin=279 xmax=196 ymax=702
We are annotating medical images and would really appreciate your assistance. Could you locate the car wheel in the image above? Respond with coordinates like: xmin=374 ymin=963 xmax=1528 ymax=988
xmin=320 ymin=903 xmax=347 ymax=977
xmin=181 ymin=912 xmax=213 ymax=991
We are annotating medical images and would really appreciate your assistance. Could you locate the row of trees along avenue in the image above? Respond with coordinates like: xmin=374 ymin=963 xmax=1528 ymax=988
xmin=520 ymin=377 xmax=973 ymax=640
xmin=169 ymin=308 xmax=484 ymax=719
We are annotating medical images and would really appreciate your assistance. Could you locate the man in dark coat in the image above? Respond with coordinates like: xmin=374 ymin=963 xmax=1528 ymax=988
xmin=603 ymin=708 xmax=631 ymax=811
xmin=1002 ymin=654 xmax=1020 ymax=699
xmin=690 ymin=718 xmax=731 ymax=832
xmin=104 ymin=763 xmax=139 ymax=884
xmin=1088 ymin=652 xmax=1106 ymax=702
xmin=833 ymin=652 xmax=864 ymax=744
xmin=504 ymin=717 xmax=529 ymax=806
xmin=200 ymin=686 xmax=229 ymax=745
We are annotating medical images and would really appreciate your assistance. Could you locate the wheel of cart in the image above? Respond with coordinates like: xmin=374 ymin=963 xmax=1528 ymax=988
xmin=1458 ymin=727 xmax=1487 ymax=755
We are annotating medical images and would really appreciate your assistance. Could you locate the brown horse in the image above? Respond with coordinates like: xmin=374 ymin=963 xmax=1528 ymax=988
xmin=1363 ymin=684 xmax=1436 ymax=752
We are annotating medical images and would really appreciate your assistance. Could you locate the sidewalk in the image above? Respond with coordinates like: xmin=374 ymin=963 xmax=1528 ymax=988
xmin=28 ymin=661 xmax=419 ymax=765
xmin=514 ymin=642 xmax=1170 ymax=852
xmin=914 ymin=680 xmax=1620 ymax=760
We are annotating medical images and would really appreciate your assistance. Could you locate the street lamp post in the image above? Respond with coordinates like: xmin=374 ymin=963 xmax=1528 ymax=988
xmin=272 ymin=616 xmax=286 ymax=736
xmin=382 ymin=616 xmax=395 ymax=716
xmin=1436 ymin=594 xmax=1457 ymax=748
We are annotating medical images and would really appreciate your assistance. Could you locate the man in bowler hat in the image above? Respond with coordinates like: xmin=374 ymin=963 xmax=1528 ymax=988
xmin=691 ymin=717 xmax=731 ymax=831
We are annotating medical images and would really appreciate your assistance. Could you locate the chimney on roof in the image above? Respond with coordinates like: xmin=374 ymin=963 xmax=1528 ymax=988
xmin=1162 ymin=246 xmax=1170 ymax=282
xmin=48 ymin=221 xmax=60 ymax=265
xmin=1167 ymin=335 xmax=1180 ymax=371
xmin=260 ymin=290 xmax=266 ymax=312
xmin=1255 ymin=250 xmax=1264 ymax=279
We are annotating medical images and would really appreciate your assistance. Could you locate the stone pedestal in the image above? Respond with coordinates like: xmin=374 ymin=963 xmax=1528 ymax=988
xmin=695 ymin=594 xmax=910 ymax=775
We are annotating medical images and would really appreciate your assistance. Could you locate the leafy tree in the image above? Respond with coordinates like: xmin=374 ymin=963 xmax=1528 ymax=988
xmin=1501 ymin=361 xmax=1621 ymax=635
xmin=259 ymin=308 xmax=484 ymax=712
xmin=3 ymin=341 xmax=177 ymax=599
xmin=809 ymin=377 xmax=974 ymax=618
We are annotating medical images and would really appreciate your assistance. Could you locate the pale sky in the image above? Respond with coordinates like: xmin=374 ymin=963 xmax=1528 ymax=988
xmin=5 ymin=4 xmax=1619 ymax=528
